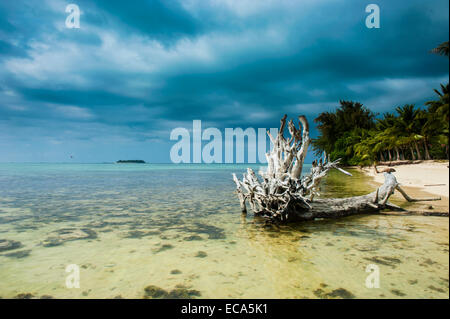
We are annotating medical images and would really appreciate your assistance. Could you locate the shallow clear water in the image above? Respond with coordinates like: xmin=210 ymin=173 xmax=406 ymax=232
xmin=0 ymin=163 xmax=448 ymax=299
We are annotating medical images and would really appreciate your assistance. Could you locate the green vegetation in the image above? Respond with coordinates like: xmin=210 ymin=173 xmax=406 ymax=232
xmin=430 ymin=41 xmax=449 ymax=57
xmin=312 ymin=42 xmax=449 ymax=166
xmin=116 ymin=160 xmax=146 ymax=164
xmin=312 ymin=86 xmax=448 ymax=166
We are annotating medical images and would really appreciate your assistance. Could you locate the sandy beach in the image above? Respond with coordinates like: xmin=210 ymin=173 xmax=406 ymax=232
xmin=361 ymin=161 xmax=449 ymax=198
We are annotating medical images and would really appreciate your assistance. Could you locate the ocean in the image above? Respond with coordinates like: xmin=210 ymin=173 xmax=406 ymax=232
xmin=0 ymin=163 xmax=448 ymax=298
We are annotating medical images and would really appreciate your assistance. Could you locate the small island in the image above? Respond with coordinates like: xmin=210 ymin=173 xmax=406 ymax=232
xmin=116 ymin=160 xmax=146 ymax=164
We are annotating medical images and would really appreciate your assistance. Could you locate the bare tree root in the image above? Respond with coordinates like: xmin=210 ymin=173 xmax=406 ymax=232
xmin=232 ymin=115 xmax=443 ymax=223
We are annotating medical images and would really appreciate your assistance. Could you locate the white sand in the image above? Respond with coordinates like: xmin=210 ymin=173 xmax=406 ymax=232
xmin=361 ymin=161 xmax=449 ymax=198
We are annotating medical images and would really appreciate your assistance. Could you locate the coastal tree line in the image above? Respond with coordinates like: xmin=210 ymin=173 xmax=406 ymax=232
xmin=312 ymin=41 xmax=449 ymax=166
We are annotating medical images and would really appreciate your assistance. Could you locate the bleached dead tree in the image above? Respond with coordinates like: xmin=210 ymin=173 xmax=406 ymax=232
xmin=232 ymin=115 xmax=441 ymax=223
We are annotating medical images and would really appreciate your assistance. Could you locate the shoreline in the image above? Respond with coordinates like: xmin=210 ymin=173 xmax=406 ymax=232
xmin=357 ymin=160 xmax=449 ymax=198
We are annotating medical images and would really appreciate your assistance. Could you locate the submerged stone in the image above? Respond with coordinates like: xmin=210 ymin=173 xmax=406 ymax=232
xmin=391 ymin=289 xmax=406 ymax=296
xmin=42 ymin=238 xmax=63 ymax=247
xmin=175 ymin=284 xmax=191 ymax=289
xmin=144 ymin=285 xmax=169 ymax=299
xmin=42 ymin=228 xmax=98 ymax=247
xmin=168 ymin=288 xmax=201 ymax=299
xmin=124 ymin=230 xmax=148 ymax=239
xmin=14 ymin=224 xmax=38 ymax=231
xmin=3 ymin=249 xmax=31 ymax=259
xmin=195 ymin=251 xmax=207 ymax=258
xmin=143 ymin=285 xmax=201 ymax=299
xmin=147 ymin=231 xmax=162 ymax=235
xmin=153 ymin=244 xmax=174 ymax=253
xmin=421 ymin=258 xmax=436 ymax=266
xmin=0 ymin=239 xmax=22 ymax=252
xmin=428 ymin=285 xmax=445 ymax=293
xmin=314 ymin=287 xmax=355 ymax=299
xmin=190 ymin=223 xmax=226 ymax=240
xmin=85 ymin=221 xmax=109 ymax=228
xmin=313 ymin=288 xmax=325 ymax=298
xmin=364 ymin=256 xmax=401 ymax=268
xmin=183 ymin=235 xmax=203 ymax=241
xmin=208 ymin=232 xmax=226 ymax=240
xmin=325 ymin=288 xmax=355 ymax=299
xmin=354 ymin=244 xmax=379 ymax=252
xmin=170 ymin=269 xmax=182 ymax=274
xmin=14 ymin=293 xmax=34 ymax=299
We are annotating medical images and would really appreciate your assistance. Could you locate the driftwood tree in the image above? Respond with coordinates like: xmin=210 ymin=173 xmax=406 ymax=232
xmin=232 ymin=115 xmax=441 ymax=223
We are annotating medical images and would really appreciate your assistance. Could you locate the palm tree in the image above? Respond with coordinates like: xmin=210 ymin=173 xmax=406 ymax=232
xmin=417 ymin=109 xmax=435 ymax=160
xmin=425 ymin=83 xmax=449 ymax=158
xmin=394 ymin=104 xmax=423 ymax=160
xmin=426 ymin=83 xmax=449 ymax=124
xmin=375 ymin=113 xmax=397 ymax=161
xmin=313 ymin=112 xmax=338 ymax=156
xmin=312 ymin=101 xmax=376 ymax=163
xmin=431 ymin=41 xmax=449 ymax=56
xmin=312 ymin=92 xmax=449 ymax=165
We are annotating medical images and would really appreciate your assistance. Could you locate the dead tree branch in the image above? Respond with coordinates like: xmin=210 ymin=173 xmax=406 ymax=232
xmin=232 ymin=115 xmax=443 ymax=223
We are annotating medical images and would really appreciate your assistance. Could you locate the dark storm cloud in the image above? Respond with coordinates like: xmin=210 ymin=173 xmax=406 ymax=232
xmin=17 ymin=87 xmax=142 ymax=107
xmin=88 ymin=0 xmax=202 ymax=41
xmin=0 ymin=0 xmax=448 ymax=162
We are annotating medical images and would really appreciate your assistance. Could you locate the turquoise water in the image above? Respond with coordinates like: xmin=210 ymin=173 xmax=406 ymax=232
xmin=0 ymin=163 xmax=448 ymax=298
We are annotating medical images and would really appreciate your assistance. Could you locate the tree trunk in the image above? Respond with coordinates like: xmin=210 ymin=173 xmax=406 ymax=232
xmin=388 ymin=149 xmax=392 ymax=161
xmin=284 ymin=173 xmax=440 ymax=221
xmin=409 ymin=146 xmax=416 ymax=160
xmin=395 ymin=147 xmax=401 ymax=161
xmin=232 ymin=115 xmax=442 ymax=223
xmin=423 ymin=139 xmax=431 ymax=160
xmin=283 ymin=173 xmax=398 ymax=222
xmin=414 ymin=141 xmax=422 ymax=160
xmin=379 ymin=151 xmax=385 ymax=162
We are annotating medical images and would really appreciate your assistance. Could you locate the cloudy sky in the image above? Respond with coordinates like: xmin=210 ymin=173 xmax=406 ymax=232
xmin=0 ymin=0 xmax=448 ymax=163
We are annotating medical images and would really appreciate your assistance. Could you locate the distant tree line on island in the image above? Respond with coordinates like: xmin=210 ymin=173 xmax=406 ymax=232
xmin=312 ymin=41 xmax=449 ymax=166
xmin=116 ymin=160 xmax=146 ymax=164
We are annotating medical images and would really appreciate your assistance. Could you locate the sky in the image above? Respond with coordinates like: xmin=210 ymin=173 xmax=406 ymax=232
xmin=0 ymin=0 xmax=448 ymax=163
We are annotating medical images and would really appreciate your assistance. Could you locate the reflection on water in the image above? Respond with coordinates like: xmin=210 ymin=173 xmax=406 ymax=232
xmin=0 ymin=164 xmax=448 ymax=298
